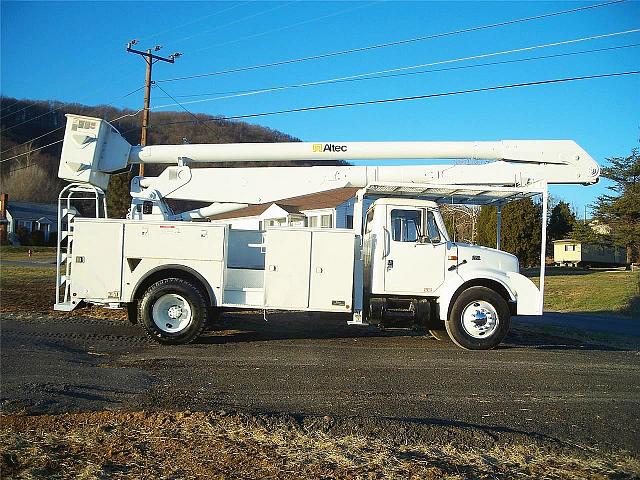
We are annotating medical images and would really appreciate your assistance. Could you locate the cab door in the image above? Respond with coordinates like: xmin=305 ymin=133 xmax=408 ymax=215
xmin=383 ymin=206 xmax=446 ymax=295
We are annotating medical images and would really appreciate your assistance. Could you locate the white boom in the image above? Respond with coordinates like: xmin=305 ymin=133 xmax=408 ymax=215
xmin=59 ymin=114 xmax=600 ymax=206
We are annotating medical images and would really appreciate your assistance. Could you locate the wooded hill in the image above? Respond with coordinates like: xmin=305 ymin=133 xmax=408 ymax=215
xmin=0 ymin=96 xmax=318 ymax=216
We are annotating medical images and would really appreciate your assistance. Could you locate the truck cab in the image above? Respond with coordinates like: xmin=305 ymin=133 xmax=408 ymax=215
xmin=362 ymin=198 xmax=538 ymax=349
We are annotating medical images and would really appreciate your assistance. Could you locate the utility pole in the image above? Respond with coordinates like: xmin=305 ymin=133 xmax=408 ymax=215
xmin=126 ymin=40 xmax=181 ymax=176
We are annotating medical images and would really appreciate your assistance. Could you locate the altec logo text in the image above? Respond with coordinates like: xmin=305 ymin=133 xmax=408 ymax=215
xmin=312 ymin=143 xmax=348 ymax=153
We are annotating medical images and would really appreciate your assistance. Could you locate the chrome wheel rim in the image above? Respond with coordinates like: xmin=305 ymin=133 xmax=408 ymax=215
xmin=460 ymin=300 xmax=499 ymax=338
xmin=152 ymin=293 xmax=193 ymax=333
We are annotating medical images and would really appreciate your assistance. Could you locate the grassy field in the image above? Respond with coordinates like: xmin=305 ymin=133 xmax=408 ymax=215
xmin=1 ymin=410 xmax=638 ymax=479
xmin=527 ymin=268 xmax=640 ymax=318
xmin=0 ymin=246 xmax=56 ymax=261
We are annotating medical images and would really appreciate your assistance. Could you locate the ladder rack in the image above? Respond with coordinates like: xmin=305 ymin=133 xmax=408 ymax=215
xmin=54 ymin=183 xmax=107 ymax=311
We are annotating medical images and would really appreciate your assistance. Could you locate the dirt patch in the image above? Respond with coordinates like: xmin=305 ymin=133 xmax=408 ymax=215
xmin=0 ymin=265 xmax=126 ymax=321
xmin=1 ymin=410 xmax=638 ymax=480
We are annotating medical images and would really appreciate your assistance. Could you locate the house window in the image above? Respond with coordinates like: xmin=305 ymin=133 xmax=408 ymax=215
xmin=564 ymin=244 xmax=576 ymax=251
xmin=346 ymin=215 xmax=354 ymax=229
xmin=308 ymin=216 xmax=318 ymax=228
xmin=321 ymin=214 xmax=332 ymax=228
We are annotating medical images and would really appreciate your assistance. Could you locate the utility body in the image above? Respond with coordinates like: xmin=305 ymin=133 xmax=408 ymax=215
xmin=54 ymin=114 xmax=600 ymax=349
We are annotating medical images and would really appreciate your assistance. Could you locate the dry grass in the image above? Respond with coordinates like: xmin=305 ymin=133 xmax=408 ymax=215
xmin=0 ymin=264 xmax=125 ymax=320
xmin=1 ymin=411 xmax=638 ymax=480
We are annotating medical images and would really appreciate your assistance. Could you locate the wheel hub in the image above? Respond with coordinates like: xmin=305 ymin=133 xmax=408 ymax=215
xmin=461 ymin=300 xmax=499 ymax=338
xmin=167 ymin=305 xmax=183 ymax=319
xmin=152 ymin=293 xmax=193 ymax=334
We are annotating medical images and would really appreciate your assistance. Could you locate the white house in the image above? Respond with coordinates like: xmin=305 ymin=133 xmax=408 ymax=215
xmin=208 ymin=187 xmax=361 ymax=230
xmin=2 ymin=198 xmax=58 ymax=244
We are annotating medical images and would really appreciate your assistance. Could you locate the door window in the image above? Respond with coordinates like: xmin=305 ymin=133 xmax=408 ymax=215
xmin=364 ymin=208 xmax=375 ymax=233
xmin=426 ymin=211 xmax=441 ymax=243
xmin=391 ymin=209 xmax=421 ymax=242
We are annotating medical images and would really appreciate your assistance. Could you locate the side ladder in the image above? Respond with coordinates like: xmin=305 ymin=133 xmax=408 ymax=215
xmin=54 ymin=183 xmax=107 ymax=311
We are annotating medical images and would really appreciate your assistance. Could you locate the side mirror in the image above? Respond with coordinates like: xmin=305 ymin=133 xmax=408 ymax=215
xmin=417 ymin=235 xmax=432 ymax=244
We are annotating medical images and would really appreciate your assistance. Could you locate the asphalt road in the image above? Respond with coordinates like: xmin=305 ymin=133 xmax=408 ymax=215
xmin=2 ymin=311 xmax=639 ymax=455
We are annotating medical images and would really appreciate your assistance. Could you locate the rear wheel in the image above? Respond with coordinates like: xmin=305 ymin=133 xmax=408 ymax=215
xmin=445 ymin=286 xmax=510 ymax=350
xmin=138 ymin=278 xmax=208 ymax=345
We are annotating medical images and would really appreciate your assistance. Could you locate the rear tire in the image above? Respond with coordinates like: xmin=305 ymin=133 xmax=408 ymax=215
xmin=445 ymin=286 xmax=510 ymax=350
xmin=138 ymin=277 xmax=208 ymax=345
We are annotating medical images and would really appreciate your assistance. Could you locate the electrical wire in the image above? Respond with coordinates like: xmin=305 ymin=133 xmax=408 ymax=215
xmin=148 ymin=70 xmax=640 ymax=128
xmin=0 ymin=139 xmax=64 ymax=165
xmin=0 ymin=85 xmax=145 ymax=155
xmin=1 ymin=108 xmax=145 ymax=171
xmin=152 ymin=29 xmax=640 ymax=110
xmin=1 ymin=101 xmax=39 ymax=119
xmin=6 ymin=70 xmax=638 ymax=173
xmin=157 ymin=0 xmax=626 ymax=83
xmin=165 ymin=1 xmax=297 ymax=48
xmin=191 ymin=1 xmax=380 ymax=53
xmin=137 ymin=2 xmax=244 ymax=44
xmin=153 ymin=43 xmax=640 ymax=101
xmin=153 ymin=83 xmax=219 ymax=137
xmin=0 ymin=98 xmax=24 ymax=114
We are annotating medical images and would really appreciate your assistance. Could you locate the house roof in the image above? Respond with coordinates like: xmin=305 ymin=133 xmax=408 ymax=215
xmin=5 ymin=201 xmax=57 ymax=222
xmin=209 ymin=187 xmax=359 ymax=221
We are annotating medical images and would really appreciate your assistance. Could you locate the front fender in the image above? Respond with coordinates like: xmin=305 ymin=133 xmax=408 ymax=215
xmin=437 ymin=269 xmax=516 ymax=321
xmin=506 ymin=272 xmax=541 ymax=315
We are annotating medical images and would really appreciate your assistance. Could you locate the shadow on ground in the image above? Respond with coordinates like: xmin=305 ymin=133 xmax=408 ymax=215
xmin=196 ymin=311 xmax=632 ymax=351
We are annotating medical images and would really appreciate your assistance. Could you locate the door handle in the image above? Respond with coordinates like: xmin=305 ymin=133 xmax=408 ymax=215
xmin=382 ymin=228 xmax=390 ymax=258
xmin=387 ymin=259 xmax=394 ymax=270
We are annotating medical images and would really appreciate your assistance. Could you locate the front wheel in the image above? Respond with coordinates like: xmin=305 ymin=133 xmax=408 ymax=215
xmin=138 ymin=278 xmax=208 ymax=345
xmin=445 ymin=286 xmax=510 ymax=350
xmin=428 ymin=328 xmax=451 ymax=341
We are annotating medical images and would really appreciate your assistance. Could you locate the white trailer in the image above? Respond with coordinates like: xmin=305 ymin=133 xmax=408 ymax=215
xmin=54 ymin=114 xmax=600 ymax=350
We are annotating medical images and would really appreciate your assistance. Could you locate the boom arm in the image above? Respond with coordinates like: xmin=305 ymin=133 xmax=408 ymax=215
xmin=58 ymin=114 xmax=600 ymax=212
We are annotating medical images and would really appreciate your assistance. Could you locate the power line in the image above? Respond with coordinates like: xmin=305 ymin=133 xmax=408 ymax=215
xmin=0 ymin=139 xmax=64 ymax=165
xmin=1 ymin=101 xmax=39 ymax=119
xmin=7 ymin=70 xmax=638 ymax=174
xmin=1 ymin=109 xmax=145 ymax=173
xmin=153 ymin=83 xmax=219 ymax=137
xmin=157 ymin=0 xmax=626 ymax=83
xmin=0 ymin=98 xmax=24 ymax=114
xmin=153 ymin=43 xmax=640 ymax=101
xmin=0 ymin=85 xmax=145 ymax=155
xmin=165 ymin=1 xmax=297 ymax=48
xmin=191 ymin=1 xmax=380 ymax=53
xmin=148 ymin=70 xmax=640 ymax=128
xmin=137 ymin=2 xmax=244 ymax=44
xmin=152 ymin=29 xmax=640 ymax=110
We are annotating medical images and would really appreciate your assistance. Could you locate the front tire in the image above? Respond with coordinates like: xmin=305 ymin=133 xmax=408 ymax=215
xmin=445 ymin=286 xmax=510 ymax=350
xmin=428 ymin=328 xmax=451 ymax=341
xmin=138 ymin=278 xmax=208 ymax=345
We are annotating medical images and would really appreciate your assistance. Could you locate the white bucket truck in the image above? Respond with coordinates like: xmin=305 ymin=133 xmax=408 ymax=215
xmin=54 ymin=114 xmax=599 ymax=349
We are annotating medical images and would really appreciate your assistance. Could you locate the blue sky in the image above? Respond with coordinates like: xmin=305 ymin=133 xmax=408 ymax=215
xmin=2 ymin=0 xmax=639 ymax=215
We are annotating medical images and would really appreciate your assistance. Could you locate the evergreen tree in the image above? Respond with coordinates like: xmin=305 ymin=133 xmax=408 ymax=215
xmin=548 ymin=201 xmax=576 ymax=242
xmin=476 ymin=198 xmax=543 ymax=267
xmin=592 ymin=146 xmax=640 ymax=263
